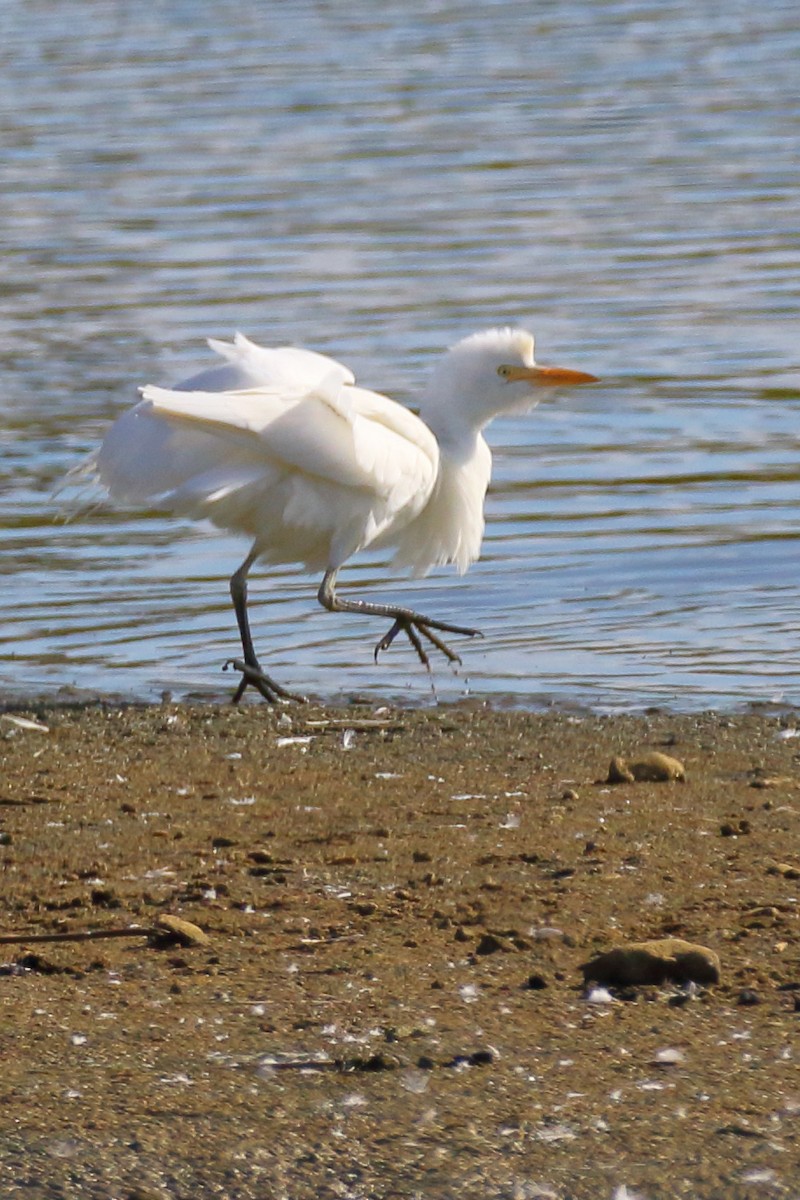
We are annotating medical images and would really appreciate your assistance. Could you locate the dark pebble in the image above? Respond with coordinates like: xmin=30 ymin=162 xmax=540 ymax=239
xmin=475 ymin=932 xmax=511 ymax=955
xmin=344 ymin=1053 xmax=399 ymax=1072
xmin=737 ymin=989 xmax=760 ymax=1006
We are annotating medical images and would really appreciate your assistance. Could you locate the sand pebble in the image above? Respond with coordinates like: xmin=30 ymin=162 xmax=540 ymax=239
xmin=153 ymin=915 xmax=210 ymax=948
xmin=606 ymin=752 xmax=686 ymax=784
xmin=585 ymin=986 xmax=615 ymax=1004
xmin=535 ymin=1122 xmax=576 ymax=1143
xmin=475 ymin=932 xmax=515 ymax=955
xmin=768 ymin=862 xmax=800 ymax=879
xmin=0 ymin=713 xmax=50 ymax=733
xmin=739 ymin=1168 xmax=779 ymax=1185
xmin=581 ymin=938 xmax=720 ymax=987
xmin=652 ymin=1047 xmax=685 ymax=1066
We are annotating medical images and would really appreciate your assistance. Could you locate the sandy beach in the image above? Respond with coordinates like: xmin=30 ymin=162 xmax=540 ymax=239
xmin=0 ymin=699 xmax=798 ymax=1198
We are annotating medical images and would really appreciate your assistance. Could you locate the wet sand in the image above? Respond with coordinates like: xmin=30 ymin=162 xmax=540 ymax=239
xmin=1 ymin=699 xmax=798 ymax=1199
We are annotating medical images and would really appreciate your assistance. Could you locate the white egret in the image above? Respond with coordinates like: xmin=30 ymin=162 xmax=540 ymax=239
xmin=88 ymin=328 xmax=597 ymax=702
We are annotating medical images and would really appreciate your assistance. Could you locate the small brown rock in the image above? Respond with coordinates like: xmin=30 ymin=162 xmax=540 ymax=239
xmin=721 ymin=819 xmax=751 ymax=837
xmin=581 ymin=938 xmax=720 ymax=987
xmin=152 ymin=915 xmax=210 ymax=948
xmin=604 ymin=748 xmax=686 ymax=787
xmin=632 ymin=752 xmax=686 ymax=781
xmin=607 ymin=752 xmax=686 ymax=784
xmin=606 ymin=757 xmax=635 ymax=784
xmin=475 ymin=932 xmax=513 ymax=955
xmin=768 ymin=862 xmax=800 ymax=880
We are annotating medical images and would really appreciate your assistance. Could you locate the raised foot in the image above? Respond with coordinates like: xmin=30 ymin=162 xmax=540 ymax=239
xmin=374 ymin=616 xmax=483 ymax=668
xmin=223 ymin=658 xmax=308 ymax=705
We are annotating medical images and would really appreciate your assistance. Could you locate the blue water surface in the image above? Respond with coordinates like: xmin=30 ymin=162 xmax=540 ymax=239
xmin=1 ymin=0 xmax=798 ymax=709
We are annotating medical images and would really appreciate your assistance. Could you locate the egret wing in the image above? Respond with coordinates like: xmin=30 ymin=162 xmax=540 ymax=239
xmin=139 ymin=377 xmax=438 ymax=503
xmin=95 ymin=366 xmax=440 ymax=569
xmin=176 ymin=333 xmax=355 ymax=393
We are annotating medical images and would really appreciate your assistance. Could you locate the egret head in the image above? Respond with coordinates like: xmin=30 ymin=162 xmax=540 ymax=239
xmin=421 ymin=327 xmax=598 ymax=440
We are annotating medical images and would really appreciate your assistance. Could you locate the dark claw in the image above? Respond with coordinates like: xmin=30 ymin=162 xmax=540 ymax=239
xmin=416 ymin=624 xmax=461 ymax=665
xmin=223 ymin=658 xmax=307 ymax=705
xmin=373 ymin=617 xmax=483 ymax=668
xmin=374 ymin=618 xmax=405 ymax=660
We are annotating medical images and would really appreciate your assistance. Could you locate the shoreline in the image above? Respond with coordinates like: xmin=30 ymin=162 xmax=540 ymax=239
xmin=3 ymin=683 xmax=799 ymax=717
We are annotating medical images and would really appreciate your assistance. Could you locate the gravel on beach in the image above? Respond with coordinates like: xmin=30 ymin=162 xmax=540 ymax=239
xmin=1 ymin=700 xmax=798 ymax=1199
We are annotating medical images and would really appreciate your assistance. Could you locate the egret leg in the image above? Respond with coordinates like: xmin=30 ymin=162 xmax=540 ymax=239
xmin=317 ymin=569 xmax=482 ymax=670
xmin=225 ymin=550 xmax=307 ymax=704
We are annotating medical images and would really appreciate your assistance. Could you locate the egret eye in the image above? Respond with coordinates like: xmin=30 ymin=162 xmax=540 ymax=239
xmin=497 ymin=364 xmax=512 ymax=379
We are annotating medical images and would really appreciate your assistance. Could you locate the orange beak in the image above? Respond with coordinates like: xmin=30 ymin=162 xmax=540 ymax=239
xmin=506 ymin=364 xmax=599 ymax=386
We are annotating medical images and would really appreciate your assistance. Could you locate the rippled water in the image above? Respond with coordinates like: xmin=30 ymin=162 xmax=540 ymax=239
xmin=2 ymin=0 xmax=798 ymax=709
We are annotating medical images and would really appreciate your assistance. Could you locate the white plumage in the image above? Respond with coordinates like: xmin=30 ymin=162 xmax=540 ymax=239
xmin=88 ymin=328 xmax=597 ymax=701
